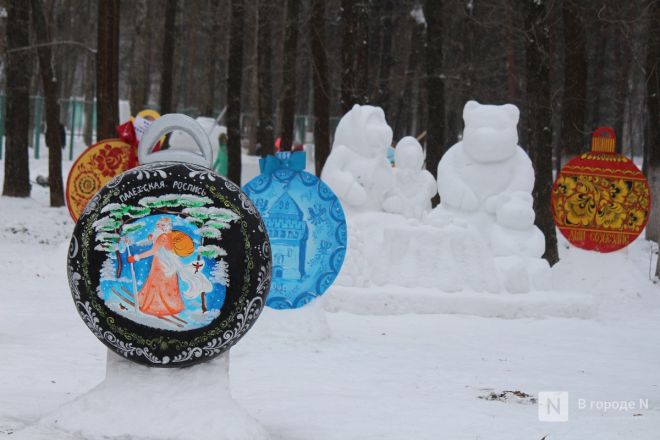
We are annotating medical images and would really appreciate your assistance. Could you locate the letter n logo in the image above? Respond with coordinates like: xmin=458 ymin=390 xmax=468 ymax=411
xmin=538 ymin=391 xmax=569 ymax=422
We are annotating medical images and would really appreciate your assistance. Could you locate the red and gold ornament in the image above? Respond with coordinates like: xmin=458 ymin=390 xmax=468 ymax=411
xmin=551 ymin=127 xmax=651 ymax=253
xmin=65 ymin=139 xmax=132 ymax=221
xmin=65 ymin=110 xmax=163 ymax=221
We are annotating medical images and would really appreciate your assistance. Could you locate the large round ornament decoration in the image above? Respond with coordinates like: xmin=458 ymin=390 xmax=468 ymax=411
xmin=66 ymin=111 xmax=163 ymax=222
xmin=243 ymin=151 xmax=346 ymax=309
xmin=551 ymin=127 xmax=651 ymax=253
xmin=67 ymin=114 xmax=271 ymax=367
xmin=66 ymin=138 xmax=133 ymax=222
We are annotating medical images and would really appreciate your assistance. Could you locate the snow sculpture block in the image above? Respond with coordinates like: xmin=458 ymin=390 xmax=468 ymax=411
xmin=321 ymin=104 xmax=395 ymax=211
xmin=371 ymin=221 xmax=500 ymax=293
xmin=243 ymin=152 xmax=347 ymax=309
xmin=67 ymin=114 xmax=271 ymax=367
xmin=383 ymin=136 xmax=437 ymax=219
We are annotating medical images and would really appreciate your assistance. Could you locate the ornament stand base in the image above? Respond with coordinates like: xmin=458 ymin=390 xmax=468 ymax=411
xmin=258 ymin=296 xmax=332 ymax=342
xmin=12 ymin=350 xmax=270 ymax=440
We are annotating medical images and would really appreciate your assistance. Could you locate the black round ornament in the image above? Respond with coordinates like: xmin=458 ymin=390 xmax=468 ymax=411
xmin=67 ymin=115 xmax=271 ymax=367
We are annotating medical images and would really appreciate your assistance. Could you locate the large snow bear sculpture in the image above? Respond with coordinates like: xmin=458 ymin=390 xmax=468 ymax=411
xmin=321 ymin=104 xmax=395 ymax=211
xmin=432 ymin=100 xmax=548 ymax=293
xmin=436 ymin=100 xmax=534 ymax=214
xmin=383 ymin=136 xmax=437 ymax=219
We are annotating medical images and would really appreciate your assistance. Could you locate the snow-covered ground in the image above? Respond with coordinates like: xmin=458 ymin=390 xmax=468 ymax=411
xmin=1 ymin=149 xmax=660 ymax=439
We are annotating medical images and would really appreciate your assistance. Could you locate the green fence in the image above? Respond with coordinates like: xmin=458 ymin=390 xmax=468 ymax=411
xmin=0 ymin=96 xmax=337 ymax=160
xmin=0 ymin=95 xmax=96 ymax=160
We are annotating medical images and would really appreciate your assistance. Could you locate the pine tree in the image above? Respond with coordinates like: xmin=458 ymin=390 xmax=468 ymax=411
xmin=100 ymin=258 xmax=117 ymax=281
xmin=210 ymin=259 xmax=230 ymax=287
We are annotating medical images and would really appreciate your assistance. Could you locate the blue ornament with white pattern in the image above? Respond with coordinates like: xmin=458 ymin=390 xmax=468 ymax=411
xmin=243 ymin=152 xmax=347 ymax=309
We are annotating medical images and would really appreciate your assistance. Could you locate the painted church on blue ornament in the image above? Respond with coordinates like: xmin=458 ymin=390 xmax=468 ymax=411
xmin=264 ymin=192 xmax=308 ymax=280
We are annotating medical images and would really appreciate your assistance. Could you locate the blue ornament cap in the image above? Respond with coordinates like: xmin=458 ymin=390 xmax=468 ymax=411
xmin=259 ymin=151 xmax=307 ymax=174
xmin=244 ymin=152 xmax=347 ymax=309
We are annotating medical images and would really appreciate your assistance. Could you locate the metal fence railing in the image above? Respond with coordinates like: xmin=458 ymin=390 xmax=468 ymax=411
xmin=0 ymin=95 xmax=337 ymax=160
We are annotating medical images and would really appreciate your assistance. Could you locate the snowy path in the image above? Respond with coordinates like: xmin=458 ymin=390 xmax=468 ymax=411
xmin=1 ymin=159 xmax=659 ymax=439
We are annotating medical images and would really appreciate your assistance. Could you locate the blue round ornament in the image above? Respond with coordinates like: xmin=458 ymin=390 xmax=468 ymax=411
xmin=243 ymin=152 xmax=347 ymax=309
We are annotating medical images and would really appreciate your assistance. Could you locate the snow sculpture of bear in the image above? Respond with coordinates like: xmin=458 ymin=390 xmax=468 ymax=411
xmin=436 ymin=100 xmax=534 ymax=214
xmin=490 ymin=191 xmax=549 ymax=293
xmin=321 ymin=104 xmax=395 ymax=211
xmin=490 ymin=191 xmax=545 ymax=258
xmin=383 ymin=136 xmax=437 ymax=219
xmin=430 ymin=100 xmax=547 ymax=293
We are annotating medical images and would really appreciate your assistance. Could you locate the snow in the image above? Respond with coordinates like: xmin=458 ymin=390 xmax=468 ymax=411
xmin=410 ymin=4 xmax=426 ymax=26
xmin=1 ymin=145 xmax=660 ymax=438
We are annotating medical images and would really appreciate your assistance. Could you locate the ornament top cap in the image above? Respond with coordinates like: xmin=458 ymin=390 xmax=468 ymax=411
xmin=138 ymin=113 xmax=214 ymax=168
xmin=591 ymin=127 xmax=616 ymax=154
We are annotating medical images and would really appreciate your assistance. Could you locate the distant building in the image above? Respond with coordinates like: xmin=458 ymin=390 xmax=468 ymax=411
xmin=265 ymin=193 xmax=308 ymax=280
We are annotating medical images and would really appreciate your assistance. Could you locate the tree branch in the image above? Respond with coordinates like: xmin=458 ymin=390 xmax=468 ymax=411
xmin=6 ymin=40 xmax=97 ymax=54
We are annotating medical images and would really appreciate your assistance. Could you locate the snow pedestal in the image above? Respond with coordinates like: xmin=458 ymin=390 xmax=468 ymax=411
xmin=18 ymin=350 xmax=269 ymax=440
xmin=256 ymin=296 xmax=331 ymax=342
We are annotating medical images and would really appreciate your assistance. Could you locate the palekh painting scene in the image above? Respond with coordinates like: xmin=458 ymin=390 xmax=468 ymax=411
xmin=1 ymin=0 xmax=660 ymax=439
xmin=96 ymin=205 xmax=234 ymax=331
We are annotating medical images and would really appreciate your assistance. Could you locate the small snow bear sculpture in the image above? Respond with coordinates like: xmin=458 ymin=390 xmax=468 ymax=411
xmin=383 ymin=136 xmax=437 ymax=219
xmin=436 ymin=101 xmax=534 ymax=214
xmin=321 ymin=104 xmax=395 ymax=211
xmin=490 ymin=192 xmax=545 ymax=258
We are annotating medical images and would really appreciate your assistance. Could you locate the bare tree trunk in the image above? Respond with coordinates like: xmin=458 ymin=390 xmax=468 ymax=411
xmin=394 ymin=11 xmax=424 ymax=140
xmin=201 ymin=0 xmax=222 ymax=116
xmin=311 ymin=0 xmax=329 ymax=176
xmin=96 ymin=0 xmax=120 ymax=140
xmin=32 ymin=0 xmax=64 ymax=206
xmin=159 ymin=0 xmax=177 ymax=115
xmin=128 ymin=0 xmax=150 ymax=113
xmin=524 ymin=0 xmax=559 ymax=266
xmin=425 ymin=0 xmax=445 ymax=207
xmin=83 ymin=53 xmax=94 ymax=145
xmin=374 ymin=0 xmax=393 ymax=113
xmin=645 ymin=0 xmax=660 ymax=249
xmin=560 ymin=0 xmax=588 ymax=164
xmin=353 ymin=0 xmax=369 ymax=105
xmin=278 ymin=0 xmax=299 ymax=152
xmin=227 ymin=0 xmax=245 ymax=185
xmin=2 ymin=0 xmax=32 ymax=197
xmin=340 ymin=0 xmax=355 ymax=114
xmin=257 ymin=0 xmax=274 ymax=156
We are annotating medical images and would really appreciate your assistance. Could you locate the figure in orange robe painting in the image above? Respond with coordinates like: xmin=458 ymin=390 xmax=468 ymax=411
xmin=127 ymin=217 xmax=209 ymax=317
